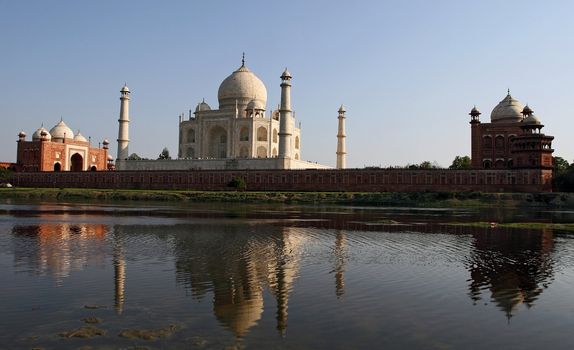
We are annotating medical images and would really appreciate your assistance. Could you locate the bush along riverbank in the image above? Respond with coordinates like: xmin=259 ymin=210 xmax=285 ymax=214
xmin=2 ymin=188 xmax=574 ymax=207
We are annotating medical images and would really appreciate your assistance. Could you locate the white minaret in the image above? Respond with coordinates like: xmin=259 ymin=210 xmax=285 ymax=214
xmin=336 ymin=104 xmax=346 ymax=169
xmin=117 ymin=84 xmax=130 ymax=161
xmin=278 ymin=68 xmax=293 ymax=158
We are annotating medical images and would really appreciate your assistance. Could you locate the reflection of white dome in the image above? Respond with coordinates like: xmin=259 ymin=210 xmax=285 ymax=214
xmin=218 ymin=64 xmax=267 ymax=110
xmin=74 ymin=131 xmax=88 ymax=142
xmin=491 ymin=92 xmax=524 ymax=123
xmin=33 ymin=127 xmax=51 ymax=141
xmin=50 ymin=120 xmax=74 ymax=141
xmin=214 ymin=297 xmax=263 ymax=338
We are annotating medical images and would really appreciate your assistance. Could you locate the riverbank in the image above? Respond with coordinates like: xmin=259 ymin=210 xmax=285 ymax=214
xmin=1 ymin=188 xmax=574 ymax=207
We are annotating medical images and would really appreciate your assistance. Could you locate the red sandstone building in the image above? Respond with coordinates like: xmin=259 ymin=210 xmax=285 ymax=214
xmin=469 ymin=91 xmax=554 ymax=172
xmin=16 ymin=120 xmax=111 ymax=172
xmin=8 ymin=91 xmax=556 ymax=192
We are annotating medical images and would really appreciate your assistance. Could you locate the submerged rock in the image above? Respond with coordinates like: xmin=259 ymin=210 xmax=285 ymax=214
xmin=82 ymin=317 xmax=103 ymax=324
xmin=59 ymin=326 xmax=107 ymax=338
xmin=118 ymin=324 xmax=178 ymax=341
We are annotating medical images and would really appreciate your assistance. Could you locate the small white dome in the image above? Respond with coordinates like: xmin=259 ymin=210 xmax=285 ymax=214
xmin=74 ymin=131 xmax=88 ymax=142
xmin=490 ymin=92 xmax=524 ymax=123
xmin=121 ymin=84 xmax=130 ymax=93
xmin=107 ymin=154 xmax=114 ymax=161
xmin=338 ymin=104 xmax=346 ymax=113
xmin=281 ymin=68 xmax=292 ymax=79
xmin=523 ymin=114 xmax=542 ymax=125
xmin=246 ymin=99 xmax=265 ymax=110
xmin=49 ymin=120 xmax=74 ymax=141
xmin=32 ymin=127 xmax=51 ymax=141
xmin=195 ymin=100 xmax=211 ymax=112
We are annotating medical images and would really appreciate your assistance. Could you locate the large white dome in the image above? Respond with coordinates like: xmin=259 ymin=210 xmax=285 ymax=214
xmin=49 ymin=120 xmax=74 ymax=141
xmin=490 ymin=92 xmax=524 ymax=123
xmin=217 ymin=64 xmax=267 ymax=110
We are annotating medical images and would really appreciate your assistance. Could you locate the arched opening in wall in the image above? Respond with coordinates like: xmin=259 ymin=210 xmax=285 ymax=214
xmin=257 ymin=126 xmax=268 ymax=141
xmin=187 ymin=129 xmax=196 ymax=143
xmin=507 ymin=159 xmax=513 ymax=168
xmin=187 ymin=147 xmax=195 ymax=158
xmin=70 ymin=153 xmax=83 ymax=171
xmin=295 ymin=136 xmax=300 ymax=149
xmin=495 ymin=135 xmax=505 ymax=149
xmin=273 ymin=129 xmax=278 ymax=143
xmin=294 ymin=153 xmax=299 ymax=160
xmin=208 ymin=126 xmax=227 ymax=158
xmin=256 ymin=146 xmax=267 ymax=158
xmin=239 ymin=127 xmax=249 ymax=141
xmin=494 ymin=159 xmax=505 ymax=168
xmin=53 ymin=162 xmax=61 ymax=172
xmin=483 ymin=136 xmax=492 ymax=149
xmin=239 ymin=146 xmax=249 ymax=158
xmin=483 ymin=160 xmax=492 ymax=169
xmin=272 ymin=147 xmax=277 ymax=156
xmin=90 ymin=166 xmax=97 ymax=171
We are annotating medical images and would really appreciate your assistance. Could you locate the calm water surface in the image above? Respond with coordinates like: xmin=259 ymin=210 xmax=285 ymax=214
xmin=1 ymin=200 xmax=574 ymax=349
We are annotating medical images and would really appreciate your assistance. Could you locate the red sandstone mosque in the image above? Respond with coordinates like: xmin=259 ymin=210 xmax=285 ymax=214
xmin=14 ymin=120 xmax=111 ymax=172
xmin=469 ymin=90 xmax=554 ymax=172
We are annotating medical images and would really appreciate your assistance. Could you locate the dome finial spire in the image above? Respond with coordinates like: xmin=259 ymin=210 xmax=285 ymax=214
xmin=241 ymin=52 xmax=245 ymax=67
xmin=507 ymin=88 xmax=511 ymax=96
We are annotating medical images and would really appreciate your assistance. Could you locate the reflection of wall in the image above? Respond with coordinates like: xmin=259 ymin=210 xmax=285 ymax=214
xmin=11 ymin=222 xmax=108 ymax=281
xmin=467 ymin=228 xmax=554 ymax=319
xmin=173 ymin=224 xmax=305 ymax=338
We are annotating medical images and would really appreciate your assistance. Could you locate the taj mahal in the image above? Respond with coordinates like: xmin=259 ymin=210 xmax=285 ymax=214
xmin=115 ymin=57 xmax=342 ymax=171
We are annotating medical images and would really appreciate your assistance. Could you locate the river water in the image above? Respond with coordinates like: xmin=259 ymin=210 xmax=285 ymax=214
xmin=1 ymin=200 xmax=574 ymax=349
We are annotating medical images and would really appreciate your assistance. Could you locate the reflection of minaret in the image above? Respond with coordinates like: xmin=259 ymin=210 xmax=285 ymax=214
xmin=275 ymin=245 xmax=289 ymax=337
xmin=113 ymin=233 xmax=126 ymax=315
xmin=269 ymin=227 xmax=305 ymax=337
xmin=334 ymin=230 xmax=346 ymax=298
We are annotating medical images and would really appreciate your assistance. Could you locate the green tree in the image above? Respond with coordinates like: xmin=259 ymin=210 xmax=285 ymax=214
xmin=127 ymin=153 xmax=142 ymax=160
xmin=419 ymin=161 xmax=433 ymax=169
xmin=449 ymin=155 xmax=471 ymax=169
xmin=0 ymin=168 xmax=13 ymax=182
xmin=158 ymin=147 xmax=171 ymax=160
xmin=228 ymin=176 xmax=247 ymax=191
xmin=553 ymin=156 xmax=569 ymax=175
xmin=552 ymin=157 xmax=573 ymax=191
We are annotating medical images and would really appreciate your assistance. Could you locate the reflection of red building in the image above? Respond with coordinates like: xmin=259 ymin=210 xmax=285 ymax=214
xmin=16 ymin=119 xmax=111 ymax=172
xmin=469 ymin=92 xmax=554 ymax=175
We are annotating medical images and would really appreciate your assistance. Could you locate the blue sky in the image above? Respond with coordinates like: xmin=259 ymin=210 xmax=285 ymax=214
xmin=1 ymin=0 xmax=573 ymax=168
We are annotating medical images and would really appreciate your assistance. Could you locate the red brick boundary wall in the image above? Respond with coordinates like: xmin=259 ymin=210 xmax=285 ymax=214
xmin=9 ymin=168 xmax=553 ymax=192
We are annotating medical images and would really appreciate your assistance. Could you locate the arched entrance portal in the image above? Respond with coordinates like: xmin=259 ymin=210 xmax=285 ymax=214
xmin=70 ymin=153 xmax=83 ymax=171
xmin=208 ymin=126 xmax=228 ymax=158
xmin=53 ymin=163 xmax=61 ymax=172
